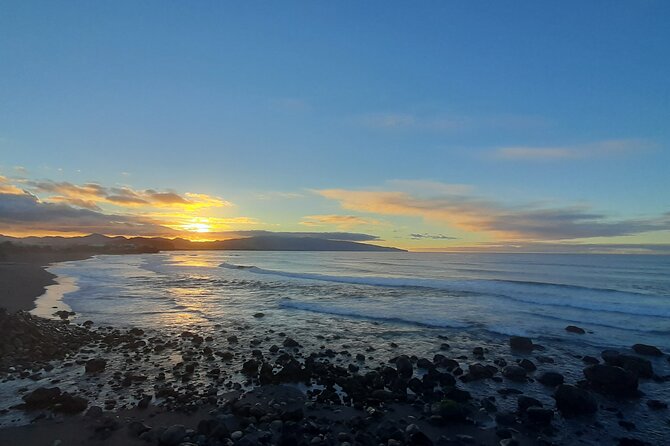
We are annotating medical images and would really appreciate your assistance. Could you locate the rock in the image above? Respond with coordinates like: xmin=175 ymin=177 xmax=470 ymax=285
xmin=472 ymin=346 xmax=484 ymax=356
xmin=517 ymin=396 xmax=543 ymax=413
xmin=433 ymin=399 xmax=468 ymax=421
xmin=227 ymin=335 xmax=238 ymax=343
xmin=601 ymin=351 xmax=653 ymax=378
xmin=85 ymin=358 xmax=107 ymax=373
xmin=137 ymin=395 xmax=152 ymax=409
xmin=584 ymin=364 xmax=638 ymax=397
xmin=408 ymin=431 xmax=434 ymax=445
xmin=160 ymin=424 xmax=186 ymax=446
xmin=253 ymin=312 xmax=265 ymax=318
xmin=646 ymin=399 xmax=667 ymax=410
xmin=395 ymin=355 xmax=413 ymax=378
xmin=565 ymin=325 xmax=586 ymax=334
xmin=582 ymin=355 xmax=599 ymax=365
xmin=632 ymin=344 xmax=663 ymax=357
xmin=283 ymin=338 xmax=300 ymax=348
xmin=537 ymin=371 xmax=564 ymax=387
xmin=417 ymin=358 xmax=434 ymax=369
xmin=526 ymin=407 xmax=554 ymax=426
xmin=502 ymin=365 xmax=527 ymax=382
xmin=466 ymin=363 xmax=494 ymax=380
xmin=241 ymin=359 xmax=259 ymax=376
xmin=128 ymin=421 xmax=152 ymax=437
xmin=554 ymin=384 xmax=597 ymax=416
xmin=509 ymin=336 xmax=534 ymax=352
xmin=85 ymin=406 xmax=103 ymax=418
xmin=517 ymin=358 xmax=536 ymax=372
xmin=22 ymin=387 xmax=62 ymax=409
xmin=54 ymin=393 xmax=88 ymax=413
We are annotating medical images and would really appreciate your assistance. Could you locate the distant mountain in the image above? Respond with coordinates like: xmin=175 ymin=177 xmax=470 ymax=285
xmin=212 ymin=235 xmax=404 ymax=252
xmin=0 ymin=234 xmax=405 ymax=252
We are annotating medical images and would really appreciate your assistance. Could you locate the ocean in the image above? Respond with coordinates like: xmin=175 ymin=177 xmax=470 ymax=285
xmin=15 ymin=251 xmax=670 ymax=442
xmin=42 ymin=251 xmax=670 ymax=351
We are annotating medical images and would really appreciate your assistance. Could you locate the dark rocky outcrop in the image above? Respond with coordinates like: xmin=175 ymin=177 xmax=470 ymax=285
xmin=584 ymin=364 xmax=638 ymax=397
xmin=554 ymin=384 xmax=598 ymax=416
xmin=509 ymin=336 xmax=534 ymax=352
xmin=632 ymin=344 xmax=663 ymax=357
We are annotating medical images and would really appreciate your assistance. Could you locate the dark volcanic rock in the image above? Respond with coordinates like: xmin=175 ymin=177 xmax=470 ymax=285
xmin=395 ymin=355 xmax=413 ymax=378
xmin=85 ymin=358 xmax=107 ymax=373
xmin=554 ymin=384 xmax=598 ymax=416
xmin=517 ymin=358 xmax=536 ymax=372
xmin=526 ymin=407 xmax=554 ymax=426
xmin=502 ymin=365 xmax=527 ymax=382
xmin=537 ymin=371 xmax=564 ymax=387
xmin=22 ymin=387 xmax=62 ymax=409
xmin=517 ymin=396 xmax=543 ymax=413
xmin=601 ymin=350 xmax=653 ymax=378
xmin=282 ymin=337 xmax=301 ymax=348
xmin=466 ymin=363 xmax=495 ymax=380
xmin=509 ymin=336 xmax=534 ymax=352
xmin=584 ymin=364 xmax=638 ymax=397
xmin=646 ymin=399 xmax=668 ymax=410
xmin=54 ymin=393 xmax=88 ymax=413
xmin=632 ymin=343 xmax=663 ymax=357
xmin=565 ymin=325 xmax=586 ymax=334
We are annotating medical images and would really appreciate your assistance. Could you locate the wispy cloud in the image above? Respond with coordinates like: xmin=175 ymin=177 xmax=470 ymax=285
xmin=317 ymin=182 xmax=670 ymax=241
xmin=300 ymin=214 xmax=381 ymax=229
xmin=27 ymin=180 xmax=230 ymax=210
xmin=493 ymin=139 xmax=652 ymax=161
xmin=410 ymin=233 xmax=457 ymax=240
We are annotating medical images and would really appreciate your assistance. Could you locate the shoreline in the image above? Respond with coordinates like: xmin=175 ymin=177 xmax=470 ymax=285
xmin=0 ymin=252 xmax=93 ymax=314
xmin=0 ymin=309 xmax=668 ymax=445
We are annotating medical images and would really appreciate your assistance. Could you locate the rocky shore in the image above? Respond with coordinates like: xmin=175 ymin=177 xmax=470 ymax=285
xmin=0 ymin=311 xmax=668 ymax=446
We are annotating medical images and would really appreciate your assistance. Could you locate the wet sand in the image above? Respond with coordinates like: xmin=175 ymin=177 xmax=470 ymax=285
xmin=0 ymin=252 xmax=92 ymax=313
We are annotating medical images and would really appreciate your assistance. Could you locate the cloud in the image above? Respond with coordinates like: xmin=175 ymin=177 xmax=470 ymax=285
xmin=317 ymin=183 xmax=670 ymax=241
xmin=0 ymin=176 xmax=25 ymax=195
xmin=203 ymin=230 xmax=380 ymax=242
xmin=254 ymin=191 xmax=304 ymax=200
xmin=300 ymin=214 xmax=381 ymax=229
xmin=27 ymin=180 xmax=230 ymax=210
xmin=0 ymin=192 xmax=178 ymax=236
xmin=493 ymin=139 xmax=652 ymax=161
xmin=415 ymin=242 xmax=670 ymax=255
xmin=410 ymin=233 xmax=458 ymax=240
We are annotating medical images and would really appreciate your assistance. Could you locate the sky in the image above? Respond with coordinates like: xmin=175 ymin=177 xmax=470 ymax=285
xmin=1 ymin=1 xmax=669 ymax=252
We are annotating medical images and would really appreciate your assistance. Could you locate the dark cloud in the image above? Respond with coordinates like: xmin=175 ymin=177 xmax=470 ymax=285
xmin=0 ymin=192 xmax=177 ymax=236
xmin=410 ymin=233 xmax=457 ymax=240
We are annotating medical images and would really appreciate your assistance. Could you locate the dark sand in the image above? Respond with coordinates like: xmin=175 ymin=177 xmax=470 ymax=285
xmin=0 ymin=253 xmax=92 ymax=313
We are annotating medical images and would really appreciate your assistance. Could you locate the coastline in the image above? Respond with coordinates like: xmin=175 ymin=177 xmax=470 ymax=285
xmin=0 ymin=253 xmax=668 ymax=445
xmin=0 ymin=252 xmax=93 ymax=314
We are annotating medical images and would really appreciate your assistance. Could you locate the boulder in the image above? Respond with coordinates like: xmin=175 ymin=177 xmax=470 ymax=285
xmin=22 ymin=387 xmax=62 ymax=409
xmin=509 ymin=336 xmax=534 ymax=352
xmin=502 ymin=365 xmax=527 ymax=382
xmin=565 ymin=325 xmax=586 ymax=334
xmin=632 ymin=344 xmax=663 ymax=357
xmin=584 ymin=364 xmax=638 ymax=397
xmin=395 ymin=355 xmax=413 ymax=379
xmin=554 ymin=384 xmax=597 ymax=416
xmin=537 ymin=371 xmax=564 ymax=387
xmin=160 ymin=424 xmax=186 ymax=446
xmin=525 ymin=407 xmax=554 ymax=426
xmin=601 ymin=350 xmax=653 ymax=378
xmin=85 ymin=358 xmax=107 ymax=373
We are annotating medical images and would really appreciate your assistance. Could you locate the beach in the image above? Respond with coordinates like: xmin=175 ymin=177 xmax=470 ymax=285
xmin=0 ymin=252 xmax=669 ymax=445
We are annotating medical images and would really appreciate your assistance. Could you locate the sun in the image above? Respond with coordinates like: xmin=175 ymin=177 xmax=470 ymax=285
xmin=182 ymin=219 xmax=212 ymax=233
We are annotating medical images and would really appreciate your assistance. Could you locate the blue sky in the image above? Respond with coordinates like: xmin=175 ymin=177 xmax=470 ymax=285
xmin=1 ymin=1 xmax=669 ymax=251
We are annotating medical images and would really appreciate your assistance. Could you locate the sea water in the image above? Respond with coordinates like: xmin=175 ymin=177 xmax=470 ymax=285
xmin=46 ymin=251 xmax=670 ymax=351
